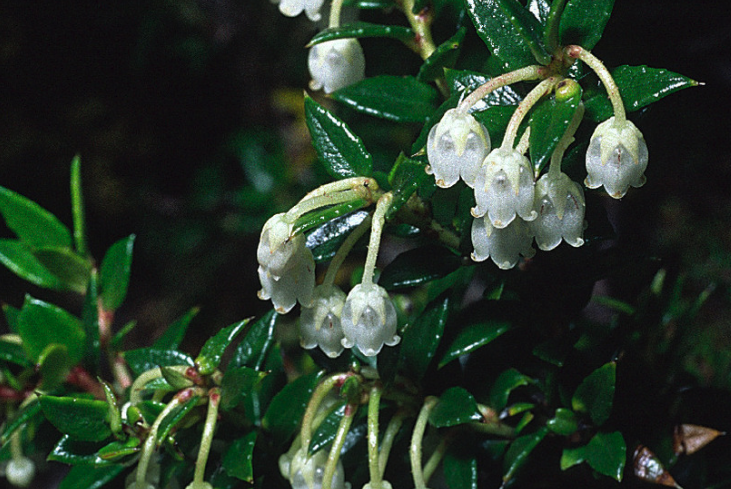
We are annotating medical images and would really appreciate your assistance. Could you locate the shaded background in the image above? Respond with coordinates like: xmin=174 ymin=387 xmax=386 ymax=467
xmin=0 ymin=0 xmax=730 ymax=395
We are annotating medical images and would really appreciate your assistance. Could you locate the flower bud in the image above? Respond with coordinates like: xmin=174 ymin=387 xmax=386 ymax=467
xmin=6 ymin=457 xmax=35 ymax=488
xmin=472 ymin=147 xmax=537 ymax=228
xmin=340 ymin=283 xmax=400 ymax=357
xmin=531 ymin=172 xmax=585 ymax=251
xmin=585 ymin=116 xmax=648 ymax=198
xmin=308 ymin=39 xmax=365 ymax=94
xmin=426 ymin=109 xmax=491 ymax=188
xmin=257 ymin=213 xmax=299 ymax=278
xmin=300 ymin=285 xmax=347 ymax=358
xmin=471 ymin=216 xmax=535 ymax=270
xmin=273 ymin=0 xmax=326 ymax=22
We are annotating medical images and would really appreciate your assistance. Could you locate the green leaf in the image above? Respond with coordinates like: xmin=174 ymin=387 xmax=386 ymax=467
xmin=18 ymin=296 xmax=85 ymax=364
xmin=561 ymin=431 xmax=626 ymax=482
xmin=445 ymin=69 xmax=523 ymax=107
xmin=263 ymin=370 xmax=324 ymax=443
xmin=38 ymin=344 xmax=72 ymax=391
xmin=48 ymin=435 xmax=110 ymax=466
xmin=222 ymin=432 xmax=257 ymax=482
xmin=33 ymin=247 xmax=91 ymax=293
xmin=489 ymin=369 xmax=534 ymax=411
xmin=439 ymin=319 xmax=511 ymax=368
xmin=528 ymin=0 xmax=551 ymax=23
xmin=528 ymin=83 xmax=582 ymax=173
xmin=294 ymin=199 xmax=369 ymax=238
xmin=399 ymin=297 xmax=449 ymax=380
xmin=572 ymin=361 xmax=615 ymax=426
xmin=160 ymin=366 xmax=194 ymax=390
xmin=304 ymin=95 xmax=373 ymax=179
xmin=417 ymin=28 xmax=466 ymax=82
xmin=0 ymin=338 xmax=31 ymax=367
xmin=99 ymin=234 xmax=135 ymax=311
xmin=429 ymin=387 xmax=482 ymax=427
xmin=123 ymin=348 xmax=194 ymax=376
xmin=70 ymin=154 xmax=89 ymax=257
xmin=153 ymin=307 xmax=199 ymax=350
xmin=82 ymin=270 xmax=100 ymax=371
xmin=331 ymin=75 xmax=439 ymax=123
xmin=472 ymin=106 xmax=521 ymax=146
xmin=584 ymin=65 xmax=699 ymax=122
xmin=308 ymin=22 xmax=414 ymax=46
xmin=220 ymin=366 xmax=267 ymax=410
xmin=230 ymin=310 xmax=277 ymax=370
xmin=503 ymin=427 xmax=548 ymax=483
xmin=385 ymin=154 xmax=434 ymax=220
xmin=380 ymin=246 xmax=461 ymax=291
xmin=96 ymin=437 xmax=142 ymax=461
xmin=157 ymin=394 xmax=200 ymax=443
xmin=546 ymin=408 xmax=578 ymax=435
xmin=559 ymin=0 xmax=614 ymax=50
xmin=464 ymin=0 xmax=538 ymax=72
xmin=306 ymin=210 xmax=370 ymax=263
xmin=3 ymin=304 xmax=20 ymax=333
xmin=40 ymin=395 xmax=112 ymax=442
xmin=58 ymin=464 xmax=124 ymax=489
xmin=0 ymin=239 xmax=62 ymax=289
xmin=308 ymin=402 xmax=346 ymax=454
xmin=1 ymin=399 xmax=41 ymax=443
xmin=443 ymin=446 xmax=478 ymax=489
xmin=493 ymin=0 xmax=551 ymax=64
xmin=0 ymin=186 xmax=72 ymax=248
xmin=196 ymin=318 xmax=250 ymax=375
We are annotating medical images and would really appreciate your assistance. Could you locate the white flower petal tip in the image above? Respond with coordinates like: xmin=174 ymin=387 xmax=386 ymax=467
xmin=531 ymin=172 xmax=586 ymax=251
xmin=282 ymin=448 xmax=349 ymax=489
xmin=273 ymin=0 xmax=325 ymax=21
xmin=471 ymin=216 xmax=535 ymax=270
xmin=299 ymin=285 xmax=347 ymax=359
xmin=340 ymin=283 xmax=399 ymax=357
xmin=427 ymin=109 xmax=491 ymax=189
xmin=308 ymin=39 xmax=365 ymax=94
xmin=585 ymin=116 xmax=648 ymax=199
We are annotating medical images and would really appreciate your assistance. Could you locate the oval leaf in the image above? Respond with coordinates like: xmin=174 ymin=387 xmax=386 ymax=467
xmin=305 ymin=95 xmax=373 ymax=179
xmin=222 ymin=432 xmax=257 ymax=482
xmin=489 ymin=369 xmax=534 ymax=411
xmin=308 ymin=21 xmax=414 ymax=46
xmin=305 ymin=210 xmax=370 ymax=263
xmin=196 ymin=318 xmax=250 ymax=375
xmin=417 ymin=28 xmax=466 ymax=82
xmin=572 ymin=361 xmax=615 ymax=426
xmin=429 ymin=387 xmax=482 ymax=428
xmin=503 ymin=427 xmax=548 ymax=483
xmin=559 ymin=0 xmax=614 ymax=50
xmin=399 ymin=297 xmax=450 ymax=380
xmin=494 ymin=0 xmax=550 ymax=64
xmin=263 ymin=370 xmax=324 ymax=443
xmin=40 ymin=395 xmax=112 ymax=442
xmin=439 ymin=319 xmax=511 ymax=368
xmin=308 ymin=402 xmax=346 ymax=454
xmin=380 ymin=246 xmax=461 ymax=291
xmin=230 ymin=309 xmax=277 ymax=370
xmin=18 ymin=296 xmax=85 ymax=364
xmin=33 ymin=247 xmax=92 ymax=294
xmin=0 ymin=239 xmax=62 ymax=290
xmin=0 ymin=186 xmax=72 ymax=248
xmin=99 ymin=234 xmax=135 ymax=311
xmin=123 ymin=348 xmax=194 ymax=376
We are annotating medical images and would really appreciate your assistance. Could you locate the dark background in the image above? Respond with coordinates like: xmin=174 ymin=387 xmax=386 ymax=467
xmin=0 ymin=0 xmax=729 ymax=372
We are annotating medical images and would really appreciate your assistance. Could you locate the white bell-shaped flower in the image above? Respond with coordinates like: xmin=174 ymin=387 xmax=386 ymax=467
xmin=257 ymin=213 xmax=301 ymax=278
xmin=308 ymin=39 xmax=365 ymax=94
xmin=6 ymin=457 xmax=35 ymax=488
xmin=300 ymin=285 xmax=347 ymax=358
xmin=471 ymin=216 xmax=535 ymax=270
xmin=585 ymin=116 xmax=648 ymax=198
xmin=472 ymin=147 xmax=537 ymax=228
xmin=426 ymin=108 xmax=491 ymax=188
xmin=531 ymin=172 xmax=585 ymax=251
xmin=283 ymin=448 xmax=349 ymax=489
xmin=340 ymin=283 xmax=400 ymax=357
xmin=272 ymin=0 xmax=326 ymax=22
xmin=258 ymin=243 xmax=315 ymax=314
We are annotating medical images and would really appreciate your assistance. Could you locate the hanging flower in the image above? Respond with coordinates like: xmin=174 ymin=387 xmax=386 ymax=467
xmin=300 ymin=285 xmax=347 ymax=358
xmin=471 ymin=216 xmax=535 ymax=270
xmin=472 ymin=147 xmax=537 ymax=228
xmin=340 ymin=283 xmax=400 ymax=357
xmin=272 ymin=0 xmax=326 ymax=22
xmin=531 ymin=172 xmax=585 ymax=251
xmin=6 ymin=457 xmax=35 ymax=488
xmin=308 ymin=39 xmax=365 ymax=94
xmin=585 ymin=116 xmax=648 ymax=198
xmin=426 ymin=108 xmax=491 ymax=188
xmin=281 ymin=447 xmax=349 ymax=489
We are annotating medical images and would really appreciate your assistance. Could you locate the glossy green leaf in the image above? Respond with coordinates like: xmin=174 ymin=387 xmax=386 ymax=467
xmin=527 ymin=0 xmax=551 ymax=23
xmin=221 ymin=366 xmax=267 ymax=410
xmin=572 ymin=361 xmax=615 ymax=426
xmin=135 ymin=400 xmax=165 ymax=425
xmin=263 ymin=370 xmax=324 ymax=443
xmin=123 ymin=348 xmax=194 ymax=376
xmin=230 ymin=309 xmax=277 ymax=370
xmin=1 ymin=399 xmax=41 ymax=443
xmin=385 ymin=153 xmax=434 ymax=220
xmin=223 ymin=431 xmax=257 ymax=482
xmin=48 ymin=435 xmax=109 ymax=466
xmin=109 ymin=320 xmax=136 ymax=351
xmin=18 ymin=296 xmax=85 ymax=364
xmin=0 ymin=185 xmax=72 ymax=248
xmin=305 ymin=95 xmax=373 ymax=179
xmin=494 ymin=0 xmax=550 ymax=64
xmin=96 ymin=437 xmax=142 ymax=461
xmin=0 ymin=338 xmax=31 ymax=367
xmin=58 ymin=464 xmax=124 ymax=489
xmin=38 ymin=344 xmax=72 ymax=391
xmin=584 ymin=65 xmax=700 ymax=122
xmin=472 ymin=105 xmax=521 ymax=146
xmin=445 ymin=69 xmax=523 ymax=108
xmin=380 ymin=246 xmax=461 ymax=291
xmin=40 ymin=395 xmax=112 ymax=442
xmin=0 ymin=239 xmax=62 ymax=289
xmin=306 ymin=210 xmax=370 ymax=263
xmin=331 ymin=75 xmax=439 ymax=123
xmin=490 ymin=368 xmax=534 ymax=411
xmin=81 ymin=270 xmax=100 ymax=370
xmin=528 ymin=84 xmax=582 ymax=173
xmin=561 ymin=431 xmax=626 ymax=481
xmin=157 ymin=394 xmax=200 ymax=443
xmin=546 ymin=408 xmax=578 ymax=435
xmin=196 ymin=318 xmax=250 ymax=375
xmin=99 ymin=234 xmax=135 ymax=311
xmin=559 ymin=0 xmax=614 ymax=50
xmin=503 ymin=427 xmax=548 ymax=483
xmin=308 ymin=402 xmax=346 ymax=454
xmin=33 ymin=247 xmax=91 ymax=294
xmin=439 ymin=319 xmax=511 ymax=368
xmin=444 ymin=447 xmax=478 ymax=489
xmin=464 ymin=0 xmax=538 ymax=72
xmin=430 ymin=387 xmax=482 ymax=427
xmin=153 ymin=307 xmax=199 ymax=350
xmin=399 ymin=297 xmax=449 ymax=380
xmin=294 ymin=198 xmax=369 ymax=238
xmin=417 ymin=28 xmax=466 ymax=82
xmin=308 ymin=21 xmax=414 ymax=46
